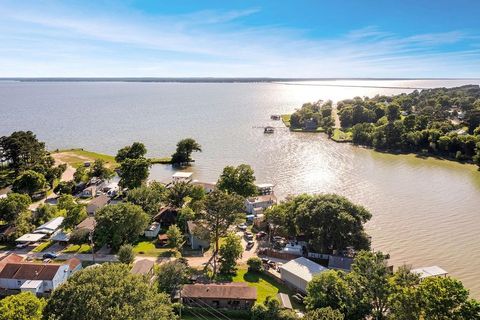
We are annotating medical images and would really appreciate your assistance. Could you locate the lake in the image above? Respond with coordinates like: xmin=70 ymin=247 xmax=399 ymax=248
xmin=1 ymin=79 xmax=480 ymax=296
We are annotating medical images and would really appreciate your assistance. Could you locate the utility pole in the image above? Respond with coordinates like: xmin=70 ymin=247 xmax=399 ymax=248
xmin=90 ymin=230 xmax=95 ymax=263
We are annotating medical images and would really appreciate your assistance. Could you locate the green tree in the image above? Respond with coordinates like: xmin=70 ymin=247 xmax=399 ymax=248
xmin=88 ymin=159 xmax=114 ymax=180
xmin=199 ymin=190 xmax=244 ymax=277
xmin=247 ymin=257 xmax=263 ymax=272
xmin=166 ymin=181 xmax=194 ymax=208
xmin=117 ymin=244 xmax=135 ymax=264
xmin=305 ymin=270 xmax=352 ymax=315
xmin=34 ymin=204 xmax=65 ymax=226
xmin=0 ymin=192 xmax=31 ymax=223
xmin=43 ymin=263 xmax=176 ymax=320
xmin=57 ymin=195 xmax=87 ymax=230
xmin=386 ymin=103 xmax=401 ymax=122
xmin=251 ymin=296 xmax=299 ymax=320
xmin=73 ymin=166 xmax=88 ymax=183
xmin=94 ymin=203 xmax=149 ymax=250
xmin=53 ymin=180 xmax=75 ymax=195
xmin=348 ymin=251 xmax=392 ymax=320
xmin=12 ymin=170 xmax=47 ymax=196
xmin=217 ymin=164 xmax=258 ymax=197
xmin=171 ymin=138 xmax=202 ymax=165
xmin=157 ymin=260 xmax=190 ymax=298
xmin=126 ymin=182 xmax=166 ymax=216
xmin=0 ymin=291 xmax=45 ymax=320
xmin=218 ymin=232 xmax=243 ymax=275
xmin=115 ymin=142 xmax=147 ymax=162
xmin=9 ymin=210 xmax=35 ymax=242
xmin=118 ymin=157 xmax=151 ymax=189
xmin=0 ymin=131 xmax=50 ymax=173
xmin=419 ymin=276 xmax=472 ymax=320
xmin=389 ymin=266 xmax=422 ymax=320
xmin=293 ymin=194 xmax=372 ymax=252
xmin=304 ymin=307 xmax=344 ymax=320
xmin=166 ymin=224 xmax=183 ymax=251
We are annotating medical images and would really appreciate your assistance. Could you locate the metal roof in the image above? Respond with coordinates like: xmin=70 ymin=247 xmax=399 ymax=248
xmin=279 ymin=257 xmax=328 ymax=282
xmin=16 ymin=233 xmax=46 ymax=242
xmin=412 ymin=266 xmax=448 ymax=279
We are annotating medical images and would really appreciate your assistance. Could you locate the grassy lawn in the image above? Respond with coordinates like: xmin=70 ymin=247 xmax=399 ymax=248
xmin=232 ymin=268 xmax=300 ymax=307
xmin=62 ymin=244 xmax=92 ymax=254
xmin=281 ymin=114 xmax=291 ymax=127
xmin=51 ymin=148 xmax=118 ymax=169
xmin=132 ymin=239 xmax=178 ymax=257
xmin=32 ymin=240 xmax=54 ymax=253
xmin=331 ymin=128 xmax=353 ymax=142
xmin=150 ymin=157 xmax=172 ymax=164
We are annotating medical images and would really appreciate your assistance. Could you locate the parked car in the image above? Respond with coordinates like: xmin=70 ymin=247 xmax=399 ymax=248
xmin=237 ymin=223 xmax=247 ymax=231
xmin=256 ymin=231 xmax=267 ymax=239
xmin=246 ymin=240 xmax=254 ymax=249
xmin=42 ymin=252 xmax=58 ymax=260
xmin=244 ymin=232 xmax=254 ymax=241
xmin=15 ymin=242 xmax=29 ymax=249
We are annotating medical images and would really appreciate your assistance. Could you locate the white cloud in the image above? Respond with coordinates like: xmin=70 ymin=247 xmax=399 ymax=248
xmin=0 ymin=2 xmax=478 ymax=77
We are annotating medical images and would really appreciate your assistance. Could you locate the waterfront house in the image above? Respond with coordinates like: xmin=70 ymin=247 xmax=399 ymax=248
xmin=245 ymin=194 xmax=277 ymax=215
xmin=0 ymin=258 xmax=81 ymax=295
xmin=86 ymin=194 xmax=110 ymax=215
xmin=181 ymin=283 xmax=257 ymax=310
xmin=186 ymin=221 xmax=210 ymax=251
xmin=192 ymin=180 xmax=216 ymax=193
xmin=144 ymin=222 xmax=161 ymax=238
xmin=279 ymin=257 xmax=328 ymax=293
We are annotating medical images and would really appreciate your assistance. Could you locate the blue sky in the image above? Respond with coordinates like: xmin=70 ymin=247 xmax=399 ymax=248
xmin=0 ymin=0 xmax=479 ymax=77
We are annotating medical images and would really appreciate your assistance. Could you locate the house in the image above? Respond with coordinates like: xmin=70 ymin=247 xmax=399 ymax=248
xmin=34 ymin=217 xmax=64 ymax=235
xmin=76 ymin=217 xmax=96 ymax=233
xmin=130 ymin=259 xmax=154 ymax=277
xmin=144 ymin=222 xmax=161 ymax=238
xmin=80 ymin=185 xmax=96 ymax=198
xmin=412 ymin=266 xmax=448 ymax=280
xmin=153 ymin=207 xmax=178 ymax=227
xmin=0 ymin=254 xmax=24 ymax=274
xmin=15 ymin=233 xmax=46 ymax=244
xmin=192 ymin=180 xmax=216 ymax=194
xmin=0 ymin=258 xmax=81 ymax=295
xmin=186 ymin=221 xmax=210 ymax=251
xmin=279 ymin=257 xmax=328 ymax=293
xmin=172 ymin=172 xmax=193 ymax=183
xmin=245 ymin=194 xmax=277 ymax=215
xmin=256 ymin=183 xmax=274 ymax=195
xmin=86 ymin=194 xmax=110 ymax=215
xmin=181 ymin=283 xmax=257 ymax=310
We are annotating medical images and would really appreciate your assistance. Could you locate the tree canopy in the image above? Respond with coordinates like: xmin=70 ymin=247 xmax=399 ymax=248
xmin=12 ymin=170 xmax=47 ymax=196
xmin=265 ymin=194 xmax=371 ymax=253
xmin=115 ymin=142 xmax=147 ymax=162
xmin=0 ymin=291 xmax=45 ymax=320
xmin=0 ymin=192 xmax=31 ymax=223
xmin=118 ymin=157 xmax=151 ymax=189
xmin=157 ymin=260 xmax=190 ymax=298
xmin=125 ymin=182 xmax=167 ymax=216
xmin=43 ymin=263 xmax=176 ymax=320
xmin=171 ymin=138 xmax=201 ymax=165
xmin=94 ymin=203 xmax=149 ymax=250
xmin=217 ymin=164 xmax=258 ymax=197
xmin=218 ymin=232 xmax=243 ymax=275
xmin=0 ymin=131 xmax=50 ymax=172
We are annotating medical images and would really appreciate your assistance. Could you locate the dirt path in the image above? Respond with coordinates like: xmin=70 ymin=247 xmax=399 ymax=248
xmin=51 ymin=153 xmax=75 ymax=182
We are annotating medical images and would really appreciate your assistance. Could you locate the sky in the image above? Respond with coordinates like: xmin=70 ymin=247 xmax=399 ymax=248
xmin=0 ymin=0 xmax=479 ymax=78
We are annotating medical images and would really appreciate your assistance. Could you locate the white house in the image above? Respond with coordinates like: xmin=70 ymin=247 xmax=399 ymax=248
xmin=279 ymin=257 xmax=328 ymax=293
xmin=34 ymin=217 xmax=64 ymax=235
xmin=245 ymin=194 xmax=277 ymax=215
xmin=0 ymin=258 xmax=81 ymax=295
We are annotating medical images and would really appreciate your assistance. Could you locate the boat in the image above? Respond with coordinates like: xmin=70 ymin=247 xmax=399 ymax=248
xmin=264 ymin=126 xmax=275 ymax=134
xmin=270 ymin=114 xmax=281 ymax=120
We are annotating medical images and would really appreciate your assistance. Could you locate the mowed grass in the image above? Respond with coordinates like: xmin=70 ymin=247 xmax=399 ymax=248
xmin=62 ymin=244 xmax=92 ymax=254
xmin=32 ymin=240 xmax=54 ymax=253
xmin=51 ymin=148 xmax=118 ymax=169
xmin=132 ymin=239 xmax=178 ymax=257
xmin=331 ymin=128 xmax=353 ymax=142
xmin=232 ymin=268 xmax=297 ymax=305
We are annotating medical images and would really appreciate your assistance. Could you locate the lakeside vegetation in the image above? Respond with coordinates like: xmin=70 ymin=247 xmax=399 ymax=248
xmin=283 ymin=85 xmax=480 ymax=169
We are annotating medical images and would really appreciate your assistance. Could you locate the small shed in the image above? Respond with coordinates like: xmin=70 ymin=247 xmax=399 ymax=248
xmin=277 ymin=293 xmax=293 ymax=310
xmin=144 ymin=222 xmax=161 ymax=238
xmin=279 ymin=257 xmax=328 ymax=293
xmin=131 ymin=259 xmax=154 ymax=276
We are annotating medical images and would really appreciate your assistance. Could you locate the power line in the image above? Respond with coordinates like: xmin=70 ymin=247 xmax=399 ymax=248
xmin=182 ymin=296 xmax=232 ymax=320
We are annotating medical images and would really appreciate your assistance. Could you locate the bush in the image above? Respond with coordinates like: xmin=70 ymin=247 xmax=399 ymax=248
xmin=118 ymin=244 xmax=135 ymax=264
xmin=247 ymin=257 xmax=263 ymax=272
xmin=54 ymin=181 xmax=75 ymax=195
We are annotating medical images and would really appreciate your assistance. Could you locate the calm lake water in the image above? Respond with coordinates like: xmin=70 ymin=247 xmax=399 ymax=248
xmin=1 ymin=79 xmax=480 ymax=296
